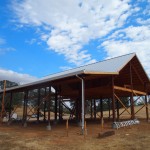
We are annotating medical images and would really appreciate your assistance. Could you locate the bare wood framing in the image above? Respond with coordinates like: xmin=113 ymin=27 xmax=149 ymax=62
xmin=114 ymin=93 xmax=131 ymax=115
xmin=135 ymin=104 xmax=146 ymax=115
xmin=131 ymin=64 xmax=144 ymax=85
xmin=1 ymin=80 xmax=6 ymax=119
xmin=114 ymin=85 xmax=146 ymax=95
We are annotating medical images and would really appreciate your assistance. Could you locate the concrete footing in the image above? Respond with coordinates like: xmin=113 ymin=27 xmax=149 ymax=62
xmin=23 ymin=122 xmax=27 ymax=127
xmin=47 ymin=122 xmax=52 ymax=130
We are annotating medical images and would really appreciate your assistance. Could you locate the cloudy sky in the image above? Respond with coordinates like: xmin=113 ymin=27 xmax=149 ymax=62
xmin=0 ymin=0 xmax=150 ymax=84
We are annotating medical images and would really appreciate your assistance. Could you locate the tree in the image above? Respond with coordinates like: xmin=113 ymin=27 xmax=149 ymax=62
xmin=0 ymin=80 xmax=18 ymax=90
xmin=0 ymin=80 xmax=20 ymax=112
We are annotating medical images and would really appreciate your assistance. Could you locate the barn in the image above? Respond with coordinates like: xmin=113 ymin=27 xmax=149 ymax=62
xmin=0 ymin=53 xmax=149 ymax=132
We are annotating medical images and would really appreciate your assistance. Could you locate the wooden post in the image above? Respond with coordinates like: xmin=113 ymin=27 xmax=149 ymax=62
xmin=117 ymin=99 xmax=119 ymax=121
xmin=22 ymin=92 xmax=26 ymax=125
xmin=130 ymin=62 xmax=135 ymax=119
xmin=55 ymin=87 xmax=58 ymax=122
xmin=43 ymin=88 xmax=47 ymax=122
xmin=25 ymin=91 xmax=28 ymax=125
xmin=59 ymin=98 xmax=61 ymax=121
xmin=145 ymin=85 xmax=149 ymax=121
xmin=112 ymin=76 xmax=116 ymax=122
xmin=9 ymin=92 xmax=13 ymax=120
xmin=23 ymin=90 xmax=28 ymax=127
xmin=1 ymin=80 xmax=6 ymax=120
xmin=91 ymin=99 xmax=93 ymax=119
xmin=78 ymin=88 xmax=82 ymax=122
xmin=101 ymin=117 xmax=104 ymax=131
xmin=100 ymin=99 xmax=103 ymax=118
xmin=75 ymin=99 xmax=79 ymax=122
xmin=66 ymin=119 xmax=68 ymax=137
xmin=37 ymin=88 xmax=40 ymax=122
xmin=48 ymin=87 xmax=51 ymax=123
xmin=47 ymin=86 xmax=51 ymax=130
xmin=84 ymin=120 xmax=87 ymax=139
xmin=108 ymin=99 xmax=111 ymax=119
xmin=94 ymin=99 xmax=96 ymax=120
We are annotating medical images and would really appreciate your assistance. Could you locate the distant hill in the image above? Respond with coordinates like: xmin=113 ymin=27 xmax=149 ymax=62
xmin=0 ymin=80 xmax=18 ymax=90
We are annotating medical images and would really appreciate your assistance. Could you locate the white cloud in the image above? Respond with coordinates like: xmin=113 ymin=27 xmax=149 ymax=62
xmin=101 ymin=25 xmax=150 ymax=75
xmin=143 ymin=2 xmax=150 ymax=15
xmin=11 ymin=0 xmax=150 ymax=77
xmin=0 ymin=37 xmax=15 ymax=54
xmin=0 ymin=68 xmax=38 ymax=85
xmin=25 ymin=38 xmax=37 ymax=45
xmin=12 ymin=0 xmax=131 ymax=66
xmin=59 ymin=66 xmax=72 ymax=71
xmin=137 ymin=18 xmax=150 ymax=25
xmin=0 ymin=47 xmax=15 ymax=54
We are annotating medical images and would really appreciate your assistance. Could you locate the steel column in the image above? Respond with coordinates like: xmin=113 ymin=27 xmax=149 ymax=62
xmin=81 ymin=77 xmax=85 ymax=133
xmin=76 ymin=75 xmax=85 ymax=134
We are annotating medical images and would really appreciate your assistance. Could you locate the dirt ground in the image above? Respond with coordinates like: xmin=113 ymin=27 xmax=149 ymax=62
xmin=0 ymin=106 xmax=150 ymax=150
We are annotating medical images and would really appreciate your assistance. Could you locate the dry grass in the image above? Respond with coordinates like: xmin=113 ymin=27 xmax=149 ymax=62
xmin=0 ymin=105 xmax=150 ymax=150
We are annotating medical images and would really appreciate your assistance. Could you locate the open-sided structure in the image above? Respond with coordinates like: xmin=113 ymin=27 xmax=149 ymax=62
xmin=0 ymin=53 xmax=149 ymax=131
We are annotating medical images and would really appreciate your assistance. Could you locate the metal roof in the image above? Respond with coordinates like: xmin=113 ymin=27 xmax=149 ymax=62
xmin=0 ymin=53 xmax=136 ymax=93
xmin=43 ymin=53 xmax=136 ymax=79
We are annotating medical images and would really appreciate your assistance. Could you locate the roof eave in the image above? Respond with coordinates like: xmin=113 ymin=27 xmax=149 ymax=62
xmin=84 ymin=71 xmax=119 ymax=75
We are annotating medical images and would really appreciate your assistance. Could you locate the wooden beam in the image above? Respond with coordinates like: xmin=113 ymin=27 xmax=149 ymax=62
xmin=135 ymin=104 xmax=146 ymax=115
xmin=114 ymin=94 xmax=131 ymax=115
xmin=84 ymin=71 xmax=119 ymax=75
xmin=114 ymin=86 xmax=146 ymax=95
xmin=131 ymin=64 xmax=144 ymax=85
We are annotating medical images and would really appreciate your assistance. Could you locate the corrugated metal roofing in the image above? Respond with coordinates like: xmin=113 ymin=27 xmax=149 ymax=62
xmin=0 ymin=53 xmax=136 ymax=92
xmin=43 ymin=52 xmax=136 ymax=79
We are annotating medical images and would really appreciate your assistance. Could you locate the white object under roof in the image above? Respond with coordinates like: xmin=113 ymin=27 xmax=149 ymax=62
xmin=0 ymin=53 xmax=136 ymax=92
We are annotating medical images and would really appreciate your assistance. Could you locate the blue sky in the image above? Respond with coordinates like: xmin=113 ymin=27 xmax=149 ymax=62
xmin=0 ymin=0 xmax=150 ymax=84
